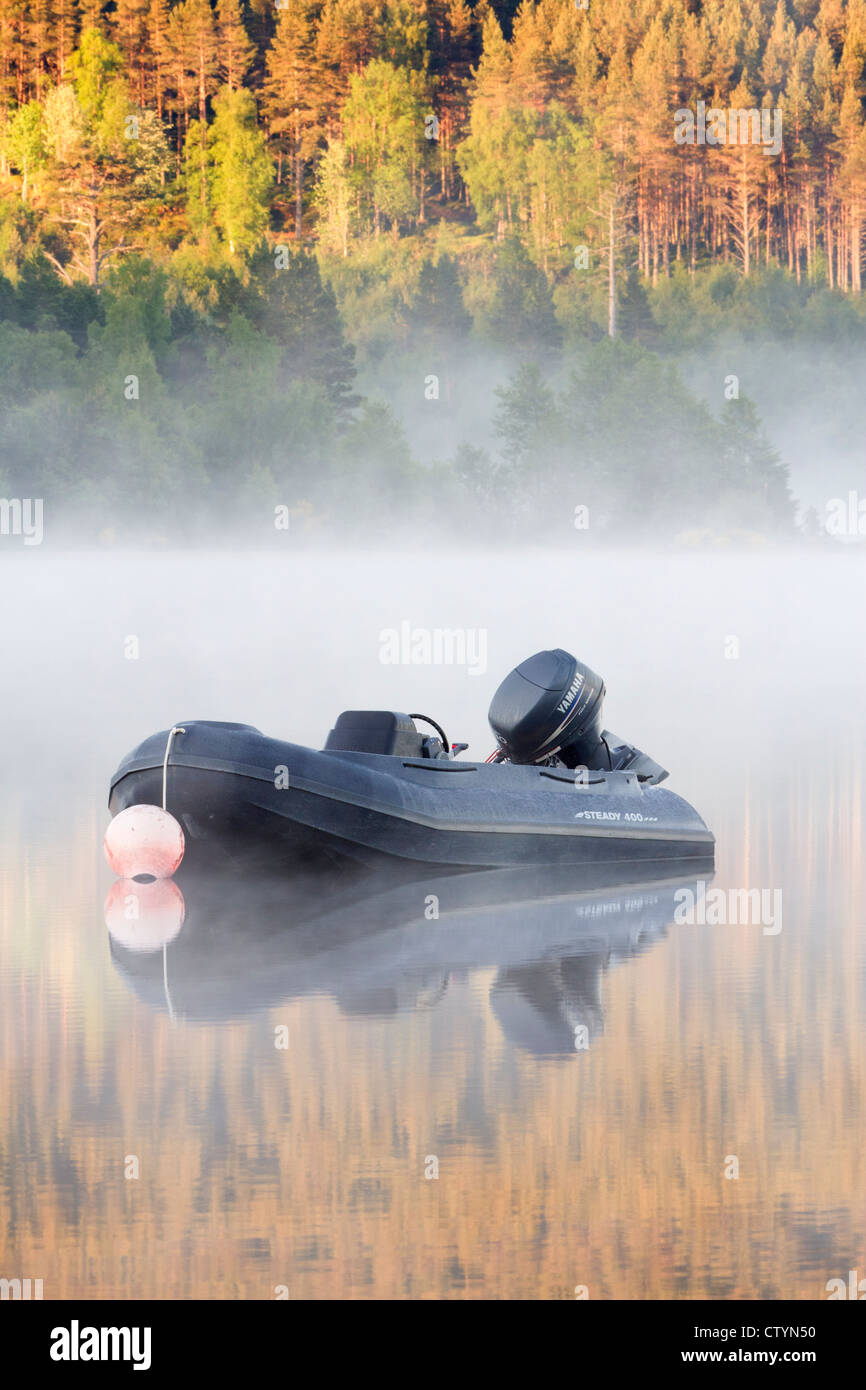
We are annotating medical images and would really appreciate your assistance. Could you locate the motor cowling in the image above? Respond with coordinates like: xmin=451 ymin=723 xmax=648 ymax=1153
xmin=487 ymin=649 xmax=607 ymax=768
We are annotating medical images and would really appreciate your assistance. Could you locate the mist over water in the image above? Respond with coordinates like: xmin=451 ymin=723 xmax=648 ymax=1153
xmin=1 ymin=547 xmax=863 ymax=1297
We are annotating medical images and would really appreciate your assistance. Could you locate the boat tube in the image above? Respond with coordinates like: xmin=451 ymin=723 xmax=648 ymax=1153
xmin=108 ymin=648 xmax=714 ymax=874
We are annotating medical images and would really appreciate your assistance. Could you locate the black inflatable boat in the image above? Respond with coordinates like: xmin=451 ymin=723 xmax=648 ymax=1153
xmin=108 ymin=648 xmax=714 ymax=873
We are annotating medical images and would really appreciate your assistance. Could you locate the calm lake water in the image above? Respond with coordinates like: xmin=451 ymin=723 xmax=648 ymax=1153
xmin=1 ymin=549 xmax=863 ymax=1299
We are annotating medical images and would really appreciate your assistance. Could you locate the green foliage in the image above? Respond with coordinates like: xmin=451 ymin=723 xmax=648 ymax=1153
xmin=208 ymin=87 xmax=274 ymax=256
xmin=3 ymin=5 xmax=862 ymax=538
xmin=242 ymin=244 xmax=359 ymax=415
xmin=0 ymin=197 xmax=44 ymax=280
xmin=183 ymin=118 xmax=214 ymax=242
xmin=458 ymin=103 xmax=540 ymax=235
xmin=68 ymin=29 xmax=125 ymax=123
xmin=312 ymin=141 xmax=354 ymax=257
xmin=464 ymin=238 xmax=561 ymax=351
xmin=480 ymin=339 xmax=794 ymax=535
xmin=101 ymin=258 xmax=174 ymax=364
xmin=198 ymin=310 xmax=335 ymax=501
xmin=335 ymin=398 xmax=417 ymax=502
xmin=6 ymin=103 xmax=48 ymax=202
xmin=649 ymin=262 xmax=866 ymax=346
xmin=407 ymin=253 xmax=472 ymax=344
xmin=36 ymin=68 xmax=173 ymax=287
xmin=341 ymin=60 xmax=429 ymax=235
xmin=12 ymin=257 xmax=103 ymax=346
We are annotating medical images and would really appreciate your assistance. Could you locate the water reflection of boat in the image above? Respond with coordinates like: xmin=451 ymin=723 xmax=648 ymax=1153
xmin=108 ymin=859 xmax=712 ymax=1054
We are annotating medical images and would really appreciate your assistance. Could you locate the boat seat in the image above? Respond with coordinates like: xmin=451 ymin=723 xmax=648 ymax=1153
xmin=324 ymin=710 xmax=426 ymax=758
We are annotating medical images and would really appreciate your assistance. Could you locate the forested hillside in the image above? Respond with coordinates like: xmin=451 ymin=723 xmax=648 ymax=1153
xmin=2 ymin=1 xmax=865 ymax=541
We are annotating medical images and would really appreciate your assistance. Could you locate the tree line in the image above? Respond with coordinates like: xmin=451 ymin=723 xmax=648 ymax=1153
xmin=5 ymin=1 xmax=864 ymax=540
xmin=0 ymin=1 xmax=865 ymax=288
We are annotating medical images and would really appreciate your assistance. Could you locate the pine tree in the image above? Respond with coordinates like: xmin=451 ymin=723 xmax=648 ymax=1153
xmin=187 ymin=0 xmax=218 ymax=123
xmin=510 ymin=0 xmax=557 ymax=110
xmin=168 ymin=0 xmax=218 ymax=131
xmin=834 ymin=82 xmax=866 ymax=292
xmin=145 ymin=0 xmax=171 ymax=121
xmin=217 ymin=0 xmax=254 ymax=91
xmin=25 ymin=0 xmax=56 ymax=100
xmin=471 ymin=10 xmax=513 ymax=117
xmin=476 ymin=237 xmax=561 ymax=349
xmin=265 ymin=0 xmax=325 ymax=236
xmin=54 ymin=0 xmax=81 ymax=81
xmin=711 ymin=79 xmax=768 ymax=277
xmin=247 ymin=243 xmax=359 ymax=413
xmin=457 ymin=12 xmax=524 ymax=239
xmin=630 ymin=17 xmax=681 ymax=283
xmin=315 ymin=0 xmax=383 ymax=126
xmin=409 ymin=253 xmax=472 ymax=342
xmin=166 ymin=2 xmax=192 ymax=145
xmin=761 ymin=1 xmax=796 ymax=93
xmin=717 ymin=393 xmax=793 ymax=528
xmin=783 ymin=29 xmax=817 ymax=279
xmin=433 ymin=0 xmax=475 ymax=198
xmin=0 ymin=2 xmax=27 ymax=120
xmin=112 ymin=0 xmax=149 ymax=103
xmin=493 ymin=360 xmax=565 ymax=517
xmin=79 ymin=1 xmax=107 ymax=32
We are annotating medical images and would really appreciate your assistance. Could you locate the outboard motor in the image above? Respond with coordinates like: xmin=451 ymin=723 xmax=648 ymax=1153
xmin=487 ymin=648 xmax=668 ymax=783
xmin=488 ymin=649 xmax=606 ymax=767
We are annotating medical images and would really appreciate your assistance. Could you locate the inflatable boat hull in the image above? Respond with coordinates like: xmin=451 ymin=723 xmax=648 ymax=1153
xmin=109 ymin=721 xmax=714 ymax=874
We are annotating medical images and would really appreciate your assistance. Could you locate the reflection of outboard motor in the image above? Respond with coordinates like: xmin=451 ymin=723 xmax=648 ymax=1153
xmin=490 ymin=956 xmax=607 ymax=1056
xmin=488 ymin=648 xmax=668 ymax=783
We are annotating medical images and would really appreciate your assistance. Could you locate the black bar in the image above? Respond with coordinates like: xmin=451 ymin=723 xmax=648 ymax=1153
xmin=7 ymin=1297 xmax=861 ymax=1375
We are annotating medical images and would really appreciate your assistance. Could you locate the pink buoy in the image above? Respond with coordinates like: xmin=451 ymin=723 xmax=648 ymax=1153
xmin=105 ymin=878 xmax=186 ymax=951
xmin=104 ymin=804 xmax=185 ymax=880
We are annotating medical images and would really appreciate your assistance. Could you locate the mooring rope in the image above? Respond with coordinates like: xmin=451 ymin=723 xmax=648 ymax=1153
xmin=162 ymin=726 xmax=186 ymax=811
xmin=163 ymin=942 xmax=176 ymax=1024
